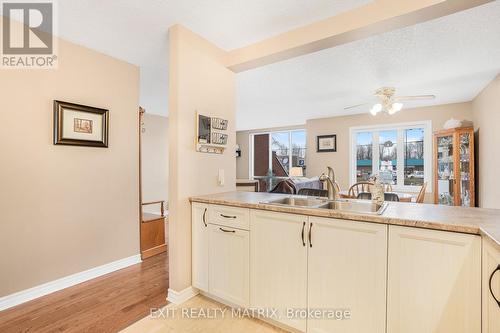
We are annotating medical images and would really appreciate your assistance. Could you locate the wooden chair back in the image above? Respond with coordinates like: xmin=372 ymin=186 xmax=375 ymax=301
xmin=416 ymin=182 xmax=427 ymax=203
xmin=348 ymin=182 xmax=374 ymax=198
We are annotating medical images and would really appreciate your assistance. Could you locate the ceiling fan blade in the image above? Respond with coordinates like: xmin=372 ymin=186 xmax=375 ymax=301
xmin=395 ymin=95 xmax=436 ymax=101
xmin=344 ymin=103 xmax=369 ymax=110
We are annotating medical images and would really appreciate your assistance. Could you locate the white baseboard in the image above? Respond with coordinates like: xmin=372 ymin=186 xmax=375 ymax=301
xmin=166 ymin=286 xmax=198 ymax=304
xmin=0 ymin=254 xmax=142 ymax=311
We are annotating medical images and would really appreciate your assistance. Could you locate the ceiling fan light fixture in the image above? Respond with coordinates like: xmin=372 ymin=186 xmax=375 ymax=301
xmin=388 ymin=102 xmax=404 ymax=115
xmin=370 ymin=103 xmax=382 ymax=116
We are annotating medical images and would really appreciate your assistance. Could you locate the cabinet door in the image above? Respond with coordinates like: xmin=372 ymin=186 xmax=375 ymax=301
xmin=457 ymin=129 xmax=475 ymax=207
xmin=208 ymin=224 xmax=249 ymax=307
xmin=250 ymin=210 xmax=308 ymax=332
xmin=435 ymin=133 xmax=457 ymax=205
xmin=192 ymin=203 xmax=209 ymax=292
xmin=307 ymin=217 xmax=387 ymax=333
xmin=387 ymin=226 xmax=481 ymax=333
xmin=482 ymin=238 xmax=500 ymax=333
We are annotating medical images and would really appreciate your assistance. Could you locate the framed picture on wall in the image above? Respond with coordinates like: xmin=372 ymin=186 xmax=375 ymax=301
xmin=53 ymin=100 xmax=109 ymax=147
xmin=316 ymin=135 xmax=337 ymax=152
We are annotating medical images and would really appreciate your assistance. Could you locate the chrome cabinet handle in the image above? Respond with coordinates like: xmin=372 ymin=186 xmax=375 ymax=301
xmin=489 ymin=264 xmax=500 ymax=308
xmin=308 ymin=222 xmax=313 ymax=248
xmin=219 ymin=227 xmax=236 ymax=233
xmin=202 ymin=208 xmax=207 ymax=227
xmin=220 ymin=214 xmax=237 ymax=219
xmin=301 ymin=221 xmax=306 ymax=247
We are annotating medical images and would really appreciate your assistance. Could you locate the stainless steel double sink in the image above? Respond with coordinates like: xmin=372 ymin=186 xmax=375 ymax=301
xmin=261 ymin=196 xmax=388 ymax=215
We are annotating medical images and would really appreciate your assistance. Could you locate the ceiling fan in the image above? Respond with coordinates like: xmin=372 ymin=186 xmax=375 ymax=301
xmin=345 ymin=87 xmax=436 ymax=116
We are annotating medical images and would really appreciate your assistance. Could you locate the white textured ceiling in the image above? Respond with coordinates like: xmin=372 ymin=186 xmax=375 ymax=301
xmin=236 ymin=1 xmax=500 ymax=130
xmin=51 ymin=0 xmax=371 ymax=115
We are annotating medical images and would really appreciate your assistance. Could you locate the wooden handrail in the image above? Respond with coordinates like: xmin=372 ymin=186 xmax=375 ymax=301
xmin=142 ymin=200 xmax=166 ymax=217
xmin=142 ymin=200 xmax=164 ymax=205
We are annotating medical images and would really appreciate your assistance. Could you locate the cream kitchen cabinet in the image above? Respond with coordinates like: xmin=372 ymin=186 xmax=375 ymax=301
xmin=482 ymin=238 xmax=500 ymax=333
xmin=209 ymin=204 xmax=250 ymax=230
xmin=208 ymin=223 xmax=250 ymax=307
xmin=192 ymin=203 xmax=250 ymax=307
xmin=307 ymin=217 xmax=387 ymax=333
xmin=250 ymin=210 xmax=308 ymax=332
xmin=192 ymin=202 xmax=488 ymax=333
xmin=191 ymin=202 xmax=209 ymax=292
xmin=387 ymin=225 xmax=481 ymax=333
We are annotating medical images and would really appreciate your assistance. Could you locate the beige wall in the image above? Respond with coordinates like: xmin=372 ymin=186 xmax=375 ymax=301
xmin=236 ymin=125 xmax=305 ymax=179
xmin=306 ymin=102 xmax=473 ymax=202
xmin=168 ymin=25 xmax=236 ymax=292
xmin=236 ymin=103 xmax=472 ymax=202
xmin=141 ymin=114 xmax=169 ymax=213
xmin=473 ymin=75 xmax=500 ymax=209
xmin=0 ymin=39 xmax=140 ymax=296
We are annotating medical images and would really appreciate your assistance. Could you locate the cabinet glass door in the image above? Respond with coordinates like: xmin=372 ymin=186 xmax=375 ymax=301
xmin=459 ymin=133 xmax=472 ymax=207
xmin=436 ymin=135 xmax=455 ymax=205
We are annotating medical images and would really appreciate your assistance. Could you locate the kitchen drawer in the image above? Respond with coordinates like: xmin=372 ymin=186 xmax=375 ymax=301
xmin=209 ymin=205 xmax=249 ymax=230
xmin=209 ymin=224 xmax=250 ymax=307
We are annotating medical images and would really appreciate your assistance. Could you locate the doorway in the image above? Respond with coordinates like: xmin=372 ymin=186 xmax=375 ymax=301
xmin=139 ymin=106 xmax=168 ymax=259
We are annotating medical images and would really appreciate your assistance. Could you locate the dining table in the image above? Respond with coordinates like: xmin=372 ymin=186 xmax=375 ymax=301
xmin=339 ymin=190 xmax=415 ymax=202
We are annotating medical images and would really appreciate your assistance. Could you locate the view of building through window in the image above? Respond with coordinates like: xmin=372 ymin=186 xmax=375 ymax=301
xmin=252 ymin=130 xmax=307 ymax=191
xmin=379 ymin=130 xmax=398 ymax=185
xmin=271 ymin=132 xmax=290 ymax=174
xmin=356 ymin=132 xmax=372 ymax=182
xmin=404 ymin=128 xmax=425 ymax=186
xmin=353 ymin=124 xmax=428 ymax=190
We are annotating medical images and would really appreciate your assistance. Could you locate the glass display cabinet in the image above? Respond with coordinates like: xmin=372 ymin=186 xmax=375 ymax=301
xmin=434 ymin=127 xmax=475 ymax=207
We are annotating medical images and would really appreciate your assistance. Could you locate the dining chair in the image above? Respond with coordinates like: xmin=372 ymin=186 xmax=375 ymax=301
xmin=348 ymin=182 xmax=374 ymax=198
xmin=297 ymin=188 xmax=329 ymax=198
xmin=356 ymin=192 xmax=400 ymax=202
xmin=415 ymin=182 xmax=428 ymax=203
xmin=384 ymin=192 xmax=400 ymax=202
xmin=332 ymin=181 xmax=341 ymax=194
xmin=356 ymin=192 xmax=372 ymax=200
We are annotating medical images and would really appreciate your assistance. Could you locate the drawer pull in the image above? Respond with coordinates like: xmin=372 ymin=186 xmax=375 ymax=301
xmin=202 ymin=208 xmax=207 ymax=227
xmin=219 ymin=227 xmax=236 ymax=233
xmin=220 ymin=214 xmax=237 ymax=219
xmin=489 ymin=264 xmax=500 ymax=308
xmin=301 ymin=221 xmax=306 ymax=247
xmin=309 ymin=222 xmax=313 ymax=248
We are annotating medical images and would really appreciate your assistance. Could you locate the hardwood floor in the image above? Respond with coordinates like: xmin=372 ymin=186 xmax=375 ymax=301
xmin=0 ymin=252 xmax=168 ymax=333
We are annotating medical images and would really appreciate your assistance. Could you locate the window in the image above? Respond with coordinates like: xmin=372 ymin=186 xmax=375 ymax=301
xmin=350 ymin=122 xmax=431 ymax=191
xmin=356 ymin=132 xmax=372 ymax=182
xmin=271 ymin=132 xmax=290 ymax=175
xmin=251 ymin=129 xmax=306 ymax=191
xmin=404 ymin=128 xmax=425 ymax=186
xmin=379 ymin=130 xmax=398 ymax=185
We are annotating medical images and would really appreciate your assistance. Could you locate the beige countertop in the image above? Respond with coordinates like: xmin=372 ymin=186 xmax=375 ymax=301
xmin=190 ymin=191 xmax=500 ymax=250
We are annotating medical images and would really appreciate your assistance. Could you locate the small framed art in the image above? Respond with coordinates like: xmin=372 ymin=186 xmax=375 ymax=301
xmin=53 ymin=100 xmax=109 ymax=147
xmin=316 ymin=134 xmax=337 ymax=152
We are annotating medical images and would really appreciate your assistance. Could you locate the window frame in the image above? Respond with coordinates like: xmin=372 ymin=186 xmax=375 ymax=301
xmin=349 ymin=121 xmax=432 ymax=193
xmin=249 ymin=129 xmax=307 ymax=181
